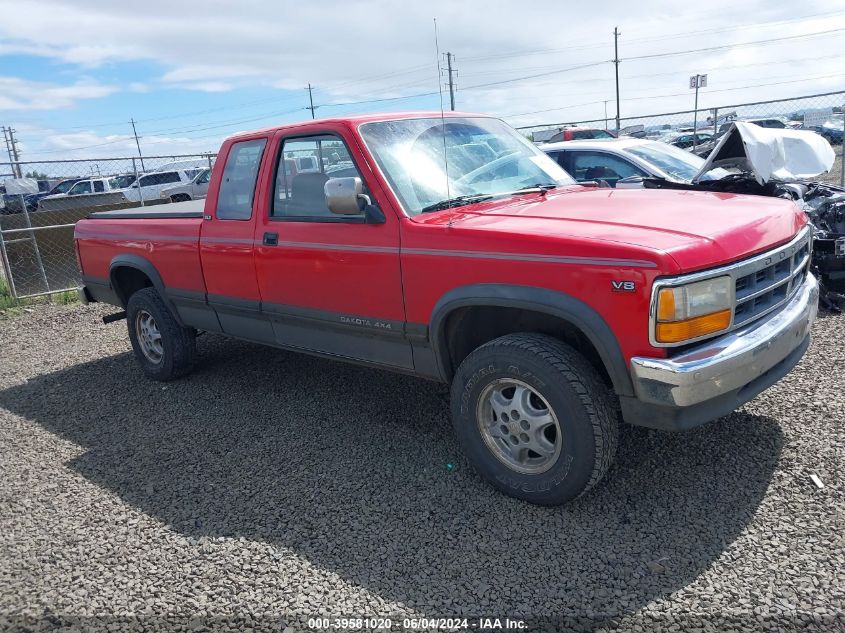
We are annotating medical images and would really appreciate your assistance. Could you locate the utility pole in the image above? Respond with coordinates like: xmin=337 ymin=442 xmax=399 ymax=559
xmin=613 ymin=27 xmax=621 ymax=133
xmin=130 ymin=118 xmax=145 ymax=172
xmin=2 ymin=127 xmax=15 ymax=168
xmin=306 ymin=83 xmax=317 ymax=119
xmin=445 ymin=52 xmax=456 ymax=111
xmin=2 ymin=126 xmax=22 ymax=178
xmin=603 ymin=101 xmax=609 ymax=130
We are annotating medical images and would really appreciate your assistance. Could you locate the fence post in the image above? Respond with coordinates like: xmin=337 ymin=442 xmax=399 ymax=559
xmin=132 ymin=157 xmax=145 ymax=207
xmin=19 ymin=193 xmax=50 ymax=293
xmin=840 ymin=105 xmax=844 ymax=187
xmin=0 ymin=219 xmax=17 ymax=298
xmin=207 ymin=154 xmax=213 ymax=172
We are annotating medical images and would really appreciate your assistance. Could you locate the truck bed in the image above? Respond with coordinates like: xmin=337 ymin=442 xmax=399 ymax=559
xmin=75 ymin=199 xmax=206 ymax=299
xmin=88 ymin=198 xmax=205 ymax=220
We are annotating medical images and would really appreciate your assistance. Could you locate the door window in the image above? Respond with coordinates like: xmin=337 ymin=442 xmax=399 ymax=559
xmin=93 ymin=180 xmax=105 ymax=192
xmin=568 ymin=151 xmax=647 ymax=187
xmin=216 ymin=138 xmax=267 ymax=220
xmin=68 ymin=181 xmax=92 ymax=195
xmin=272 ymin=134 xmax=365 ymax=220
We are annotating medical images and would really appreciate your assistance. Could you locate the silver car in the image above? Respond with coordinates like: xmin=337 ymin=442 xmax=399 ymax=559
xmin=159 ymin=169 xmax=211 ymax=203
xmin=541 ymin=138 xmax=729 ymax=187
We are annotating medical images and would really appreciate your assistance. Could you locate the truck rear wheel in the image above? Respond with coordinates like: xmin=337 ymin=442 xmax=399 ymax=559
xmin=126 ymin=287 xmax=197 ymax=381
xmin=450 ymin=333 xmax=618 ymax=505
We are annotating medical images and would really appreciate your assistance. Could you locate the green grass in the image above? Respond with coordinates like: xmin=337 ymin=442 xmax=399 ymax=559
xmin=0 ymin=275 xmax=78 ymax=316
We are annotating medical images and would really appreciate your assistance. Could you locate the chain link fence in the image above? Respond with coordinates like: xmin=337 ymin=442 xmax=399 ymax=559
xmin=0 ymin=153 xmax=215 ymax=299
xmin=517 ymin=90 xmax=845 ymax=187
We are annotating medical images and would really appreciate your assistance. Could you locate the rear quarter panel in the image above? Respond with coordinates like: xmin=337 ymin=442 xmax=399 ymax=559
xmin=74 ymin=217 xmax=205 ymax=292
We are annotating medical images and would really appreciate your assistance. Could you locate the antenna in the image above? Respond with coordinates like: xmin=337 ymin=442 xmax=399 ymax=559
xmin=433 ymin=18 xmax=453 ymax=227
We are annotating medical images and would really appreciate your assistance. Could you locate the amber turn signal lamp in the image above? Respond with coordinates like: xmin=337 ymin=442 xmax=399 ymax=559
xmin=655 ymin=309 xmax=731 ymax=344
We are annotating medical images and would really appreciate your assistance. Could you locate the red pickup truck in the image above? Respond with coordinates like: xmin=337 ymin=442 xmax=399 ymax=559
xmin=74 ymin=112 xmax=819 ymax=505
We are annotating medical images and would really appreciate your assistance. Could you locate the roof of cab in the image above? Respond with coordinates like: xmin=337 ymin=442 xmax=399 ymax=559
xmin=225 ymin=110 xmax=491 ymax=141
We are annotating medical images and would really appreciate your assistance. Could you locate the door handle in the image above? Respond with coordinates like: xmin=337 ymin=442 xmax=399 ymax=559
xmin=263 ymin=232 xmax=278 ymax=246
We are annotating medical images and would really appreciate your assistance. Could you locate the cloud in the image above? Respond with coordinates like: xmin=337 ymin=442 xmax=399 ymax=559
xmin=0 ymin=77 xmax=118 ymax=110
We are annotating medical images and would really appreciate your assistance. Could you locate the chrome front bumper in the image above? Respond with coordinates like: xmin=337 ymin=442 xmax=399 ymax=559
xmin=630 ymin=273 xmax=819 ymax=409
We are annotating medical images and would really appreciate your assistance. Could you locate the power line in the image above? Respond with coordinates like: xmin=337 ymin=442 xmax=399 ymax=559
xmin=624 ymin=27 xmax=845 ymax=62
xmin=460 ymin=10 xmax=845 ymax=64
xmin=505 ymin=73 xmax=845 ymax=119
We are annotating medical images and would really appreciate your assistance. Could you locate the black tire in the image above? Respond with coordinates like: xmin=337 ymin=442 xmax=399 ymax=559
xmin=126 ymin=287 xmax=197 ymax=381
xmin=450 ymin=333 xmax=618 ymax=505
xmin=170 ymin=194 xmax=191 ymax=203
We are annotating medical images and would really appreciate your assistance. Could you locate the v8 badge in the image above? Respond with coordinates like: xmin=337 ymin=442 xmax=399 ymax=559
xmin=611 ymin=280 xmax=636 ymax=292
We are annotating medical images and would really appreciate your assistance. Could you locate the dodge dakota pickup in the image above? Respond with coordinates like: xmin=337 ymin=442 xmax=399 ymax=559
xmin=74 ymin=112 xmax=819 ymax=505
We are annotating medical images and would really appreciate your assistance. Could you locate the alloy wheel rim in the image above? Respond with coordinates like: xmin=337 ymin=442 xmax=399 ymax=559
xmin=476 ymin=378 xmax=562 ymax=475
xmin=135 ymin=310 xmax=163 ymax=363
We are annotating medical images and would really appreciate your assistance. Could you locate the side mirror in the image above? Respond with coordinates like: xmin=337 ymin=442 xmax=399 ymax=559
xmin=324 ymin=177 xmax=386 ymax=223
xmin=325 ymin=177 xmax=368 ymax=215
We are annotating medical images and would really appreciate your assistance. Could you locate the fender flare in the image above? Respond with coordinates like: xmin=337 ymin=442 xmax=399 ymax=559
xmin=429 ymin=283 xmax=634 ymax=397
xmin=108 ymin=254 xmax=185 ymax=327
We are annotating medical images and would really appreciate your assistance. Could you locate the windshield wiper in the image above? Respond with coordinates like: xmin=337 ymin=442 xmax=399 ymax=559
xmin=420 ymin=185 xmax=558 ymax=214
xmin=512 ymin=183 xmax=558 ymax=196
xmin=420 ymin=194 xmax=493 ymax=214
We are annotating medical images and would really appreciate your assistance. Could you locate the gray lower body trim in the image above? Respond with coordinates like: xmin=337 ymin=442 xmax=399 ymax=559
xmin=81 ymin=275 xmax=121 ymax=307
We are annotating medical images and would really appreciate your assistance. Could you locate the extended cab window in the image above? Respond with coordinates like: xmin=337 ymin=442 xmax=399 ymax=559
xmin=93 ymin=180 xmax=105 ymax=192
xmin=217 ymin=138 xmax=267 ymax=220
xmin=272 ymin=134 xmax=365 ymax=220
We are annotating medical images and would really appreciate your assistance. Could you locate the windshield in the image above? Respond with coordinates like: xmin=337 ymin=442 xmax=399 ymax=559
xmin=109 ymin=174 xmax=136 ymax=189
xmin=51 ymin=180 xmax=78 ymax=195
xmin=626 ymin=142 xmax=730 ymax=183
xmin=359 ymin=116 xmax=575 ymax=216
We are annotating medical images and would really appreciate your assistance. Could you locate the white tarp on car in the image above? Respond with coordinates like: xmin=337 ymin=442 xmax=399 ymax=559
xmin=3 ymin=177 xmax=39 ymax=195
xmin=694 ymin=121 xmax=835 ymax=184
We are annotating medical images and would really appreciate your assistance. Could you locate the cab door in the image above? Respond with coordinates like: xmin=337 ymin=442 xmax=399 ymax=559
xmin=199 ymin=136 xmax=273 ymax=341
xmin=253 ymin=124 xmax=411 ymax=369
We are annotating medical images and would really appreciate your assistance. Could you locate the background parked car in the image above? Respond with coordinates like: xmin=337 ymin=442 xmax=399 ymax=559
xmin=159 ymin=168 xmax=211 ymax=202
xmin=546 ymin=127 xmax=616 ymax=142
xmin=120 ymin=170 xmax=195 ymax=202
xmin=23 ymin=177 xmax=84 ymax=212
xmin=40 ymin=177 xmax=117 ymax=204
xmin=659 ymin=130 xmax=714 ymax=150
xmin=802 ymin=114 xmax=844 ymax=144
xmin=542 ymin=138 xmax=729 ymax=187
xmin=745 ymin=117 xmax=789 ymax=129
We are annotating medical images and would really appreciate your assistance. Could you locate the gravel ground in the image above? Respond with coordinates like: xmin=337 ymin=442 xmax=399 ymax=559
xmin=0 ymin=303 xmax=843 ymax=632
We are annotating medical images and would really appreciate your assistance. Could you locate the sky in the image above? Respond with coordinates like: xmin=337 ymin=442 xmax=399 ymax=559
xmin=0 ymin=0 xmax=844 ymax=162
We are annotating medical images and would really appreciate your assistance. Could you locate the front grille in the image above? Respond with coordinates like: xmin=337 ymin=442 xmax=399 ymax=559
xmin=650 ymin=227 xmax=812 ymax=347
xmin=732 ymin=233 xmax=811 ymax=328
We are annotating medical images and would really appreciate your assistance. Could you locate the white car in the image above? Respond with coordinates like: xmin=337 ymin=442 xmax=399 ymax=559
xmin=159 ymin=169 xmax=211 ymax=202
xmin=121 ymin=170 xmax=195 ymax=203
xmin=541 ymin=137 xmax=729 ymax=187
xmin=153 ymin=159 xmax=213 ymax=175
xmin=42 ymin=177 xmax=117 ymax=200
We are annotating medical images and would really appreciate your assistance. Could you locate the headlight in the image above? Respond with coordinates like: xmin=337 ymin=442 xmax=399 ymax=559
xmin=654 ymin=276 xmax=732 ymax=344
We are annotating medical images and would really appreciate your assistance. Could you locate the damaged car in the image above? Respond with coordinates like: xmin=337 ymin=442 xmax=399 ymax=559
xmin=640 ymin=122 xmax=845 ymax=307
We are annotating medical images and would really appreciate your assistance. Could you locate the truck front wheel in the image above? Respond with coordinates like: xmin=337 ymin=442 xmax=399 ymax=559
xmin=450 ymin=333 xmax=618 ymax=505
xmin=126 ymin=287 xmax=197 ymax=381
